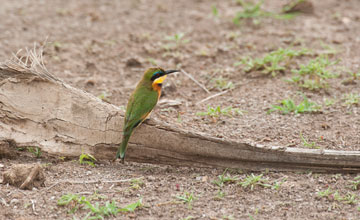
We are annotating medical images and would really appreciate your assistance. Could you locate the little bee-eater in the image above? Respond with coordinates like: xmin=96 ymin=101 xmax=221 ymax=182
xmin=116 ymin=67 xmax=179 ymax=163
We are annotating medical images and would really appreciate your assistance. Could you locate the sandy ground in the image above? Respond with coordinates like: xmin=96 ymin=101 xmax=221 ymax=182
xmin=0 ymin=0 xmax=360 ymax=219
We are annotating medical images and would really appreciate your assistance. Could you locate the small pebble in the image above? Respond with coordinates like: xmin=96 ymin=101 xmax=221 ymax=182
xmin=10 ymin=199 xmax=19 ymax=205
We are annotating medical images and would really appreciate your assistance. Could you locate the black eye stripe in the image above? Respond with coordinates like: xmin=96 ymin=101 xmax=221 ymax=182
xmin=150 ymin=71 xmax=163 ymax=81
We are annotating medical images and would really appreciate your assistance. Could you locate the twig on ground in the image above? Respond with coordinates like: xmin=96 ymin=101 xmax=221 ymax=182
xmin=65 ymin=178 xmax=138 ymax=184
xmin=42 ymin=177 xmax=140 ymax=191
xmin=196 ymin=90 xmax=229 ymax=105
xmin=181 ymin=69 xmax=210 ymax=94
xmin=15 ymin=190 xmax=27 ymax=196
xmin=1 ymin=198 xmax=8 ymax=207
xmin=20 ymin=164 xmax=41 ymax=190
xmin=43 ymin=182 xmax=61 ymax=192
xmin=156 ymin=200 xmax=181 ymax=206
xmin=77 ymin=192 xmax=93 ymax=195
xmin=31 ymin=199 xmax=38 ymax=215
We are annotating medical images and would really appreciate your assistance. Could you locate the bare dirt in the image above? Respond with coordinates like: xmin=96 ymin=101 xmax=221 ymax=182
xmin=0 ymin=0 xmax=360 ymax=219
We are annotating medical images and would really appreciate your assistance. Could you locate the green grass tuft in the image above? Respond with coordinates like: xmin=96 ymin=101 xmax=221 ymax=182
xmin=175 ymin=192 xmax=196 ymax=209
xmin=287 ymin=56 xmax=340 ymax=90
xmin=268 ymin=95 xmax=321 ymax=115
xmin=235 ymin=48 xmax=310 ymax=77
xmin=233 ymin=0 xmax=298 ymax=25
xmin=27 ymin=146 xmax=42 ymax=158
xmin=213 ymin=169 xmax=239 ymax=187
xmin=238 ymin=174 xmax=271 ymax=190
xmin=79 ymin=153 xmax=97 ymax=167
xmin=210 ymin=76 xmax=235 ymax=91
xmin=342 ymin=93 xmax=359 ymax=107
xmin=58 ymin=193 xmax=142 ymax=219
xmin=300 ymin=132 xmax=320 ymax=149
xmin=349 ymin=176 xmax=360 ymax=190
xmin=197 ymin=106 xmax=244 ymax=118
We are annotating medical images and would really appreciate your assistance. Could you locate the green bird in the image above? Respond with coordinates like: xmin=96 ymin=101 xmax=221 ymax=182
xmin=116 ymin=67 xmax=179 ymax=163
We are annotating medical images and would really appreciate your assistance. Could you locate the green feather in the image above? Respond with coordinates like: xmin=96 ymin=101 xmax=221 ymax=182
xmin=116 ymin=68 xmax=161 ymax=162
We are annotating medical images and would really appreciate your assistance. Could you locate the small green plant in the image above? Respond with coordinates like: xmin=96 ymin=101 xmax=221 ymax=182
xmin=324 ymin=98 xmax=336 ymax=107
xmin=268 ymin=95 xmax=321 ymax=114
xmin=214 ymin=190 xmax=226 ymax=200
xmin=82 ymin=200 xmax=119 ymax=218
xmin=118 ymin=199 xmax=143 ymax=212
xmin=57 ymin=193 xmax=81 ymax=206
xmin=282 ymin=0 xmax=305 ymax=13
xmin=57 ymin=193 xmax=87 ymax=213
xmin=349 ymin=176 xmax=360 ymax=190
xmin=98 ymin=91 xmax=110 ymax=101
xmin=300 ymin=132 xmax=320 ymax=149
xmin=197 ymin=106 xmax=244 ymax=118
xmin=348 ymin=71 xmax=360 ymax=79
xmin=233 ymin=0 xmax=267 ymax=25
xmin=272 ymin=178 xmax=287 ymax=190
xmin=58 ymin=193 xmax=142 ymax=219
xmin=293 ymin=56 xmax=338 ymax=77
xmin=319 ymin=42 xmax=338 ymax=55
xmin=175 ymin=192 xmax=196 ymax=209
xmin=211 ymin=76 xmax=235 ymax=91
xmin=79 ymin=153 xmax=97 ymax=167
xmin=27 ymin=146 xmax=42 ymax=158
xmin=235 ymin=48 xmax=310 ymax=77
xmin=234 ymin=0 xmax=297 ymax=25
xmin=317 ymin=187 xmax=333 ymax=198
xmin=238 ymin=173 xmax=270 ymax=190
xmin=342 ymin=71 xmax=360 ymax=85
xmin=212 ymin=4 xmax=219 ymax=17
xmin=52 ymin=41 xmax=62 ymax=51
xmin=213 ymin=169 xmax=239 ymax=187
xmin=288 ymin=56 xmax=339 ymax=90
xmin=342 ymin=93 xmax=359 ymax=107
xmin=317 ymin=188 xmax=359 ymax=205
xmin=130 ymin=178 xmax=145 ymax=190
xmin=333 ymin=190 xmax=343 ymax=202
xmin=343 ymin=193 xmax=358 ymax=205
xmin=165 ymin=33 xmax=190 ymax=49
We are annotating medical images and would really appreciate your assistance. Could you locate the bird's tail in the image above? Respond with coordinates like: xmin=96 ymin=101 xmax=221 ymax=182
xmin=116 ymin=132 xmax=131 ymax=163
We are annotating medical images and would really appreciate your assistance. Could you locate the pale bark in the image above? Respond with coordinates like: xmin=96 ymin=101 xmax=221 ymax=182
xmin=0 ymin=48 xmax=360 ymax=172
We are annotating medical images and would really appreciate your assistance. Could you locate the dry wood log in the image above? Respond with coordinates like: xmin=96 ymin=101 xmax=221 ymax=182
xmin=0 ymin=47 xmax=360 ymax=172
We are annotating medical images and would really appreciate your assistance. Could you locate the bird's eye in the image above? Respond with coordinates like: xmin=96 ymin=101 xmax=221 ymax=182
xmin=153 ymin=71 xmax=162 ymax=77
xmin=151 ymin=71 xmax=162 ymax=81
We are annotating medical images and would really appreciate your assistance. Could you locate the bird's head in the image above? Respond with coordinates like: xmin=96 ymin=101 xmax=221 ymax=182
xmin=143 ymin=67 xmax=179 ymax=88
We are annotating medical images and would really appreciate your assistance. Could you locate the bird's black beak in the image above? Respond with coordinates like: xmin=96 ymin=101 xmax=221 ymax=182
xmin=164 ymin=69 xmax=180 ymax=75
xmin=151 ymin=69 xmax=180 ymax=81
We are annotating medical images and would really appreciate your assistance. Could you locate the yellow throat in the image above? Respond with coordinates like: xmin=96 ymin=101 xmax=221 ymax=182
xmin=153 ymin=75 xmax=167 ymax=85
xmin=152 ymin=75 xmax=167 ymax=96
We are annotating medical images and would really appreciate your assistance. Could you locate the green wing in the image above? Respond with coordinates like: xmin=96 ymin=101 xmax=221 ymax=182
xmin=116 ymin=87 xmax=159 ymax=160
xmin=124 ymin=87 xmax=159 ymax=132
